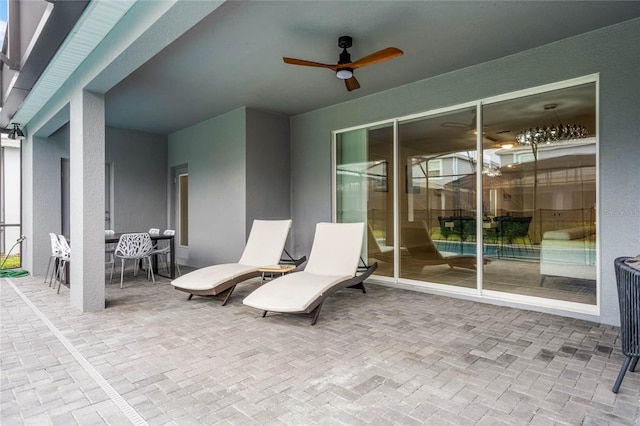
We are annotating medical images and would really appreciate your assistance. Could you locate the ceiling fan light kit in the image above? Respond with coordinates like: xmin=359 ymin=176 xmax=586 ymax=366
xmin=336 ymin=68 xmax=353 ymax=79
xmin=283 ymin=35 xmax=403 ymax=92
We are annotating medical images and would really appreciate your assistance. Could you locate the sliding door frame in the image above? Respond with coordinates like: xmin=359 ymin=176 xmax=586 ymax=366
xmin=332 ymin=74 xmax=599 ymax=316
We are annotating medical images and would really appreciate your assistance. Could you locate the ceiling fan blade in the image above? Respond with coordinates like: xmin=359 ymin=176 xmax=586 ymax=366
xmin=345 ymin=76 xmax=360 ymax=92
xmin=283 ymin=57 xmax=337 ymax=71
xmin=350 ymin=47 xmax=403 ymax=69
xmin=441 ymin=122 xmax=470 ymax=128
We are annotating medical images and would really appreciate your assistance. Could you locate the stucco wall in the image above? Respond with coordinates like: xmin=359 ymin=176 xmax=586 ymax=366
xmin=245 ymin=108 xmax=291 ymax=233
xmin=168 ymin=108 xmax=247 ymax=267
xmin=105 ymin=127 xmax=168 ymax=233
xmin=290 ymin=18 xmax=640 ymax=325
xmin=22 ymin=123 xmax=168 ymax=275
xmin=50 ymin=123 xmax=169 ymax=234
xmin=167 ymin=107 xmax=292 ymax=267
xmin=24 ymin=131 xmax=68 ymax=275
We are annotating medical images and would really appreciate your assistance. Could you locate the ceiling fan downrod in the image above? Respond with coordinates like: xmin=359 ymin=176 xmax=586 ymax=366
xmin=337 ymin=36 xmax=353 ymax=79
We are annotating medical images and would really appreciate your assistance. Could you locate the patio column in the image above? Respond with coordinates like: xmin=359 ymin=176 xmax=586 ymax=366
xmin=69 ymin=90 xmax=105 ymax=311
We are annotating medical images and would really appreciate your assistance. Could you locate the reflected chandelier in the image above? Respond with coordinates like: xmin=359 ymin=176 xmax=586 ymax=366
xmin=516 ymin=123 xmax=588 ymax=145
xmin=515 ymin=103 xmax=587 ymax=146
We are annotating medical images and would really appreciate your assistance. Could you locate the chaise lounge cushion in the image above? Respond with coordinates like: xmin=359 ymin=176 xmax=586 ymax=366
xmin=243 ymin=271 xmax=350 ymax=312
xmin=172 ymin=219 xmax=292 ymax=298
xmin=243 ymin=222 xmax=366 ymax=320
xmin=171 ymin=263 xmax=257 ymax=292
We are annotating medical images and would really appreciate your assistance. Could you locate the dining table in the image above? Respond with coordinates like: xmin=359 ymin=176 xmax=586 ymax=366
xmin=106 ymin=232 xmax=177 ymax=279
xmin=59 ymin=232 xmax=177 ymax=286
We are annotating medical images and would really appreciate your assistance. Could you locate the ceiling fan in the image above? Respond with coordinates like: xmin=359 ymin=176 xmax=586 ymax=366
xmin=283 ymin=36 xmax=403 ymax=92
xmin=441 ymin=113 xmax=500 ymax=143
xmin=442 ymin=111 xmax=477 ymax=130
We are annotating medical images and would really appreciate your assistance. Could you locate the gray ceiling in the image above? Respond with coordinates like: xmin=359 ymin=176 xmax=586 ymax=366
xmin=104 ymin=1 xmax=640 ymax=135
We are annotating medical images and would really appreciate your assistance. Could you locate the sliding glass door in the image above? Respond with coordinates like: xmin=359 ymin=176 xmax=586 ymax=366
xmin=334 ymin=77 xmax=597 ymax=308
xmin=398 ymin=108 xmax=478 ymax=288
xmin=336 ymin=123 xmax=394 ymax=278
xmin=481 ymin=83 xmax=596 ymax=304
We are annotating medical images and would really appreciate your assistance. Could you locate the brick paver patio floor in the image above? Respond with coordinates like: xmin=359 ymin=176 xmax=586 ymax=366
xmin=2 ymin=272 xmax=639 ymax=425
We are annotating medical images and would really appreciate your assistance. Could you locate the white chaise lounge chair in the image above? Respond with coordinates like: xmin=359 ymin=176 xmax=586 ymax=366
xmin=172 ymin=219 xmax=296 ymax=305
xmin=243 ymin=222 xmax=378 ymax=325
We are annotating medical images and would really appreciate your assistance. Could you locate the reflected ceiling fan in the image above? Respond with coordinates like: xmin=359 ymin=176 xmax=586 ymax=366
xmin=441 ymin=113 xmax=499 ymax=143
xmin=442 ymin=111 xmax=477 ymax=130
xmin=283 ymin=36 xmax=403 ymax=92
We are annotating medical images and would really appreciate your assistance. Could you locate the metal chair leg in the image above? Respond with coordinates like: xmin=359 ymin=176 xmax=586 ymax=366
xmin=630 ymin=356 xmax=639 ymax=372
xmin=147 ymin=257 xmax=155 ymax=283
xmin=120 ymin=259 xmax=126 ymax=289
xmin=44 ymin=256 xmax=53 ymax=284
xmin=49 ymin=258 xmax=59 ymax=287
xmin=221 ymin=286 xmax=235 ymax=306
xmin=57 ymin=260 xmax=66 ymax=294
xmin=52 ymin=260 xmax=59 ymax=290
xmin=310 ymin=303 xmax=323 ymax=326
xmin=109 ymin=259 xmax=115 ymax=284
xmin=612 ymin=356 xmax=632 ymax=393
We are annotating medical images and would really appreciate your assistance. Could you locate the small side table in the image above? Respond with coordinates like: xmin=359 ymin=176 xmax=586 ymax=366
xmin=258 ymin=264 xmax=296 ymax=284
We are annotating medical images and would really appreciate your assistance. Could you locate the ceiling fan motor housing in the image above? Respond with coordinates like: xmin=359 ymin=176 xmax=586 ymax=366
xmin=338 ymin=36 xmax=352 ymax=64
xmin=338 ymin=35 xmax=353 ymax=49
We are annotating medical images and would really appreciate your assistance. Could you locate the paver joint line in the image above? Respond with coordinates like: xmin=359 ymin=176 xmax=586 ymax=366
xmin=3 ymin=278 xmax=148 ymax=426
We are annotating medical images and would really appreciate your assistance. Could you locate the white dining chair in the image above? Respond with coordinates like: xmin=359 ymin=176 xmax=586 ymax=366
xmin=147 ymin=228 xmax=161 ymax=259
xmin=56 ymin=235 xmax=71 ymax=294
xmin=110 ymin=233 xmax=155 ymax=288
xmin=148 ymin=229 xmax=181 ymax=276
xmin=45 ymin=233 xmax=62 ymax=287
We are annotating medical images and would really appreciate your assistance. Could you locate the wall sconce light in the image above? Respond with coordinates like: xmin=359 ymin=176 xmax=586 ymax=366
xmin=7 ymin=123 xmax=25 ymax=140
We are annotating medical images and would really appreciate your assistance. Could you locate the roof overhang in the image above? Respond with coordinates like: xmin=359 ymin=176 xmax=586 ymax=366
xmin=0 ymin=0 xmax=90 ymax=129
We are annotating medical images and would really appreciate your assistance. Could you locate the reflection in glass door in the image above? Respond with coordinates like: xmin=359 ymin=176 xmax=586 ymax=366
xmin=481 ymin=83 xmax=596 ymax=305
xmin=334 ymin=78 xmax=597 ymax=308
xmin=336 ymin=124 xmax=394 ymax=278
xmin=398 ymin=108 xmax=478 ymax=288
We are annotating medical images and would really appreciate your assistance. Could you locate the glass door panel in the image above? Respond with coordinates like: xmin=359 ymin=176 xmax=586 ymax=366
xmin=336 ymin=124 xmax=394 ymax=277
xmin=398 ymin=108 xmax=478 ymax=287
xmin=481 ymin=83 xmax=596 ymax=304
